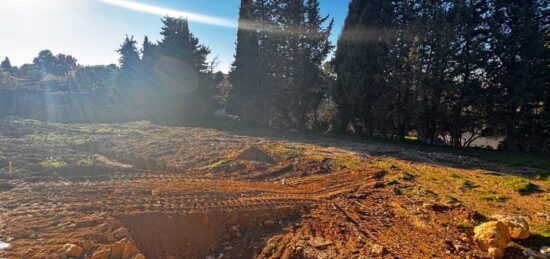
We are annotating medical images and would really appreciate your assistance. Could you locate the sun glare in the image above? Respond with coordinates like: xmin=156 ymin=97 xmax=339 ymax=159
xmin=98 ymin=0 xmax=237 ymax=28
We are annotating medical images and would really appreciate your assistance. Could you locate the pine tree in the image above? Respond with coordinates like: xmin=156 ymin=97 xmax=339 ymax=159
xmin=227 ymin=0 xmax=261 ymax=122
xmin=141 ymin=36 xmax=157 ymax=67
xmin=1 ymin=57 xmax=13 ymax=74
xmin=116 ymin=35 xmax=141 ymax=104
xmin=158 ymin=17 xmax=210 ymax=72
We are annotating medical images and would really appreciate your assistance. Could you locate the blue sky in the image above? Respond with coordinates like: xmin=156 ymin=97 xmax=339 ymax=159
xmin=0 ymin=0 xmax=350 ymax=72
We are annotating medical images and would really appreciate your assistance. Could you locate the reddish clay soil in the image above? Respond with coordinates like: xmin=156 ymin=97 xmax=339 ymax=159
xmin=0 ymin=118 xmax=546 ymax=259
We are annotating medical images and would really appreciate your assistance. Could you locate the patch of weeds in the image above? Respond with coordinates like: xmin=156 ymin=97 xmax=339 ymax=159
xmin=261 ymin=143 xmax=305 ymax=161
xmin=393 ymin=185 xmax=417 ymax=195
xmin=460 ymin=180 xmax=479 ymax=190
xmin=501 ymin=178 xmax=540 ymax=195
xmin=330 ymin=154 xmax=363 ymax=170
xmin=479 ymin=192 xmax=509 ymax=202
xmin=539 ymin=230 xmax=550 ymax=238
xmin=455 ymin=222 xmax=474 ymax=235
xmin=205 ymin=159 xmax=230 ymax=171
xmin=451 ymin=172 xmax=464 ymax=179
xmin=78 ymin=158 xmax=94 ymax=166
xmin=400 ymin=172 xmax=417 ymax=181
xmin=373 ymin=160 xmax=395 ymax=170
xmin=445 ymin=195 xmax=461 ymax=205
xmin=39 ymin=158 xmax=66 ymax=168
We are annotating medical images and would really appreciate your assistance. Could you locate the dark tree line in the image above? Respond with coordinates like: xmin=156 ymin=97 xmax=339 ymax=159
xmin=113 ymin=17 xmax=222 ymax=124
xmin=1 ymin=0 xmax=548 ymax=151
xmin=333 ymin=0 xmax=549 ymax=151
xmin=228 ymin=0 xmax=334 ymax=130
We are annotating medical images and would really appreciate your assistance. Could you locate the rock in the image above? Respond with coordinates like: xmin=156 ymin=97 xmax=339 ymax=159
xmin=110 ymin=238 xmax=140 ymax=259
xmin=112 ymin=227 xmax=131 ymax=240
xmin=98 ymin=223 xmax=113 ymax=233
xmin=81 ymin=240 xmax=97 ymax=251
xmin=111 ymin=239 xmax=126 ymax=259
xmin=474 ymin=221 xmax=510 ymax=256
xmin=263 ymin=220 xmax=276 ymax=228
xmin=121 ymin=241 xmax=140 ymax=259
xmin=106 ymin=218 xmax=124 ymax=229
xmin=134 ymin=254 xmax=146 ymax=259
xmin=371 ymin=244 xmax=386 ymax=255
xmin=229 ymin=225 xmax=240 ymax=237
xmin=91 ymin=249 xmax=111 ymax=259
xmin=62 ymin=244 xmax=84 ymax=258
xmin=487 ymin=247 xmax=504 ymax=259
xmin=489 ymin=214 xmax=530 ymax=240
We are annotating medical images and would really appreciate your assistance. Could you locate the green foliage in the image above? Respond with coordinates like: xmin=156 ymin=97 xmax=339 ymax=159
xmin=479 ymin=192 xmax=509 ymax=202
xmin=228 ymin=0 xmax=333 ymax=129
xmin=39 ymin=158 xmax=66 ymax=168
xmin=74 ymin=65 xmax=116 ymax=94
xmin=500 ymin=178 xmax=540 ymax=195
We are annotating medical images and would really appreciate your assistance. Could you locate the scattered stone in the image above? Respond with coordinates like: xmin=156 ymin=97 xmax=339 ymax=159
xmin=112 ymin=227 xmax=131 ymax=240
xmin=371 ymin=244 xmax=386 ymax=255
xmin=98 ymin=223 xmax=113 ymax=233
xmin=91 ymin=249 xmax=111 ymax=259
xmin=474 ymin=221 xmax=510 ymax=258
xmin=487 ymin=247 xmax=504 ymax=259
xmin=106 ymin=218 xmax=124 ymax=229
xmin=454 ymin=244 xmax=467 ymax=252
xmin=62 ymin=244 xmax=84 ymax=258
xmin=422 ymin=202 xmax=450 ymax=211
xmin=121 ymin=241 xmax=140 ymax=259
xmin=307 ymin=237 xmax=333 ymax=249
xmin=489 ymin=214 xmax=530 ymax=240
xmin=111 ymin=239 xmax=126 ymax=259
xmin=263 ymin=220 xmax=276 ymax=228
xmin=229 ymin=225 xmax=241 ymax=238
xmin=81 ymin=239 xmax=97 ymax=250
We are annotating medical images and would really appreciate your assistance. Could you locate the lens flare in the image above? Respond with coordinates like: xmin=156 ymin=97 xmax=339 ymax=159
xmin=99 ymin=0 xmax=237 ymax=28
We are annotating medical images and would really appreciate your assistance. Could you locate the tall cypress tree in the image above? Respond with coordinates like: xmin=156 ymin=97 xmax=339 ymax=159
xmin=292 ymin=0 xmax=334 ymax=129
xmin=158 ymin=16 xmax=210 ymax=73
xmin=488 ymin=0 xmax=548 ymax=151
xmin=334 ymin=0 xmax=395 ymax=135
xmin=227 ymin=0 xmax=261 ymax=122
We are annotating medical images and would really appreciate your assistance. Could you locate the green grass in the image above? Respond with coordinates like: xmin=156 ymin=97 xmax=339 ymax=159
xmin=479 ymin=192 xmax=509 ymax=202
xmin=205 ymin=159 xmax=230 ymax=171
xmin=330 ymin=154 xmax=363 ymax=170
xmin=370 ymin=138 xmax=550 ymax=171
xmin=39 ymin=158 xmax=66 ymax=168
xmin=78 ymin=158 xmax=94 ymax=165
xmin=455 ymin=222 xmax=474 ymax=235
xmin=500 ymin=178 xmax=540 ymax=195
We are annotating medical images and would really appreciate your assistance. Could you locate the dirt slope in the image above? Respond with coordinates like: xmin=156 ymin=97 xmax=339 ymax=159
xmin=0 ymin=118 xmax=548 ymax=259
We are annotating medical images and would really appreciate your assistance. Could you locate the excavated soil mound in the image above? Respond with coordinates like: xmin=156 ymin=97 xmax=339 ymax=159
xmin=119 ymin=207 xmax=304 ymax=259
xmin=234 ymin=146 xmax=275 ymax=164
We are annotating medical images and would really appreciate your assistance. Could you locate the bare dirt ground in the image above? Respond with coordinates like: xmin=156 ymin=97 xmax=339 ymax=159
xmin=0 ymin=118 xmax=548 ymax=259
